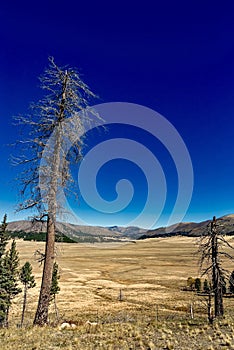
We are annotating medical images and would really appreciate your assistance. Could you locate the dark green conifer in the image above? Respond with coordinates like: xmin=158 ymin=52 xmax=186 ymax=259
xmin=20 ymin=262 xmax=36 ymax=327
xmin=0 ymin=215 xmax=9 ymax=326
xmin=3 ymin=239 xmax=21 ymax=326
xmin=50 ymin=262 xmax=60 ymax=321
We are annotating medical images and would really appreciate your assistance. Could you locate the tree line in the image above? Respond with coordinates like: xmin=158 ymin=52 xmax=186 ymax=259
xmin=8 ymin=230 xmax=76 ymax=243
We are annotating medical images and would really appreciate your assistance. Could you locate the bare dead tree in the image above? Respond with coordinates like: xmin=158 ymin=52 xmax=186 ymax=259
xmin=15 ymin=57 xmax=99 ymax=325
xmin=198 ymin=216 xmax=234 ymax=318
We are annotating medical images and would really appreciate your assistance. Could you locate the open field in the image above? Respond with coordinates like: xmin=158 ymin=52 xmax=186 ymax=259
xmin=2 ymin=236 xmax=234 ymax=349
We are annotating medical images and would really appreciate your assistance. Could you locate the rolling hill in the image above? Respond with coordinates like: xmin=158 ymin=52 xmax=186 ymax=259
xmin=7 ymin=214 xmax=234 ymax=243
xmin=139 ymin=214 xmax=234 ymax=239
xmin=7 ymin=220 xmax=147 ymax=243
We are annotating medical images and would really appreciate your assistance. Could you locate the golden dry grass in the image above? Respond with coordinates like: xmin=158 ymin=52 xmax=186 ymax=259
xmin=2 ymin=236 xmax=234 ymax=349
xmin=11 ymin=237 xmax=201 ymax=319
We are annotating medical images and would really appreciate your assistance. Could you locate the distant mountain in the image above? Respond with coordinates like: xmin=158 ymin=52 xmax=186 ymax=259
xmin=138 ymin=214 xmax=234 ymax=240
xmin=107 ymin=225 xmax=147 ymax=238
xmin=7 ymin=220 xmax=147 ymax=243
xmin=8 ymin=215 xmax=234 ymax=243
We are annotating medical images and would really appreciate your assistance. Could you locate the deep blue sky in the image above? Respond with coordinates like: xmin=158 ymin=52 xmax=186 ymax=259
xmin=1 ymin=1 xmax=234 ymax=227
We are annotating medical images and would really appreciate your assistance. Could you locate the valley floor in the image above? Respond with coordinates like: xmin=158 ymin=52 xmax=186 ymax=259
xmin=2 ymin=236 xmax=234 ymax=349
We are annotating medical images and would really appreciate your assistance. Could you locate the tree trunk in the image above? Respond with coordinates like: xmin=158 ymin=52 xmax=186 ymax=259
xmin=33 ymin=72 xmax=67 ymax=326
xmin=5 ymin=304 xmax=9 ymax=328
xmin=34 ymin=215 xmax=55 ymax=325
xmin=211 ymin=216 xmax=224 ymax=317
xmin=21 ymin=284 xmax=27 ymax=327
xmin=207 ymin=292 xmax=213 ymax=324
xmin=214 ymin=278 xmax=223 ymax=317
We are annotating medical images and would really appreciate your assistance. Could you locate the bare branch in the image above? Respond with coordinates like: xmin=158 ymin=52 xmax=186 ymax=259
xmin=34 ymin=250 xmax=45 ymax=266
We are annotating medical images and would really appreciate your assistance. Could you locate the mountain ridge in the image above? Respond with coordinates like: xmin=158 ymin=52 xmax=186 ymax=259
xmin=7 ymin=220 xmax=147 ymax=241
xmin=6 ymin=214 xmax=234 ymax=242
xmin=139 ymin=214 xmax=234 ymax=239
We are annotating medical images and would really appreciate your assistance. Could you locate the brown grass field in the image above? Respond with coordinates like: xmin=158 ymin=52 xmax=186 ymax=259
xmin=2 ymin=236 xmax=234 ymax=349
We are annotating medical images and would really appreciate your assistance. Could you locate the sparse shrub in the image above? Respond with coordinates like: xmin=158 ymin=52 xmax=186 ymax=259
xmin=187 ymin=277 xmax=195 ymax=290
xmin=195 ymin=278 xmax=201 ymax=292
xmin=203 ymin=279 xmax=210 ymax=293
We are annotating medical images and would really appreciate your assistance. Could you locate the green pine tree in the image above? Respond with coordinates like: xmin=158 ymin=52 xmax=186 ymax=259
xmin=0 ymin=266 xmax=9 ymax=326
xmin=0 ymin=215 xmax=10 ymax=326
xmin=0 ymin=214 xmax=8 ymax=258
xmin=3 ymin=239 xmax=21 ymax=326
xmin=50 ymin=262 xmax=60 ymax=322
xmin=20 ymin=262 xmax=36 ymax=327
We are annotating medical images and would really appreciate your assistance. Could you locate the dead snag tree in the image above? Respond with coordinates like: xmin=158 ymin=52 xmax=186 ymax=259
xmin=199 ymin=216 xmax=234 ymax=318
xmin=15 ymin=57 xmax=98 ymax=325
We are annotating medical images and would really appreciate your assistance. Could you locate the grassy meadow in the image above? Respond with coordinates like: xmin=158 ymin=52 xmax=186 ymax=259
xmin=2 ymin=236 xmax=234 ymax=349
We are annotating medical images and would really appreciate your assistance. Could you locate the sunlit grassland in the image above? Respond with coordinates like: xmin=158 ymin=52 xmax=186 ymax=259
xmin=2 ymin=236 xmax=234 ymax=349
